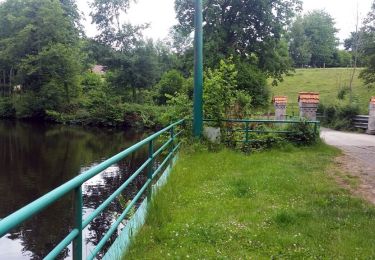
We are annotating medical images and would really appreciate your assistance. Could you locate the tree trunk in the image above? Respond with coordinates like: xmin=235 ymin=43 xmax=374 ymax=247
xmin=349 ymin=5 xmax=360 ymax=104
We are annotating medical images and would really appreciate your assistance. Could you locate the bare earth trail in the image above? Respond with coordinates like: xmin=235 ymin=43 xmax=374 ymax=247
xmin=320 ymin=128 xmax=375 ymax=204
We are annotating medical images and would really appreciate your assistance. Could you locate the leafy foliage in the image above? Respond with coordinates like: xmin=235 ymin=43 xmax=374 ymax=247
xmin=318 ymin=102 xmax=360 ymax=130
xmin=285 ymin=120 xmax=319 ymax=145
xmin=288 ymin=10 xmax=338 ymax=67
xmin=174 ymin=0 xmax=301 ymax=81
xmin=359 ymin=1 xmax=375 ymax=86
xmin=155 ymin=70 xmax=185 ymax=105
xmin=0 ymin=0 xmax=82 ymax=116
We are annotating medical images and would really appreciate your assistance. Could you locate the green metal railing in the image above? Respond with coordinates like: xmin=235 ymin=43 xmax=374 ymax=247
xmin=203 ymin=119 xmax=320 ymax=143
xmin=0 ymin=119 xmax=185 ymax=259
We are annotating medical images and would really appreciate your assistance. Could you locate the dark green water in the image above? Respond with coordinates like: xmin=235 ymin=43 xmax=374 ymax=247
xmin=0 ymin=121 xmax=151 ymax=259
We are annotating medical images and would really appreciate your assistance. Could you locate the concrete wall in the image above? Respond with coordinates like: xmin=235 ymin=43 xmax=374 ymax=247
xmin=274 ymin=104 xmax=287 ymax=120
xmin=368 ymin=103 xmax=375 ymax=135
xmin=299 ymin=102 xmax=318 ymax=120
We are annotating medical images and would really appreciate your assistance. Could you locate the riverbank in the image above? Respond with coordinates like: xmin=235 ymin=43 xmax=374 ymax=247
xmin=124 ymin=143 xmax=375 ymax=258
xmin=0 ymin=98 xmax=167 ymax=130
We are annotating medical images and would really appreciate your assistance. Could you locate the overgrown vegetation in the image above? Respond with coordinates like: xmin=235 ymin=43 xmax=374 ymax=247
xmin=0 ymin=0 xmax=374 ymax=130
xmin=318 ymin=103 xmax=360 ymax=130
xmin=125 ymin=143 xmax=375 ymax=259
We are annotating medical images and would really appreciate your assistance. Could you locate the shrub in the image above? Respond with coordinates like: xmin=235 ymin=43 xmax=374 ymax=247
xmin=236 ymin=62 xmax=269 ymax=108
xmin=318 ymin=102 xmax=360 ymax=130
xmin=285 ymin=120 xmax=319 ymax=145
xmin=241 ymin=133 xmax=285 ymax=153
xmin=0 ymin=97 xmax=15 ymax=118
xmin=155 ymin=70 xmax=185 ymax=105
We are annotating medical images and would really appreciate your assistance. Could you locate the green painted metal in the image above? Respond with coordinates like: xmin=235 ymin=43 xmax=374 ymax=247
xmin=44 ymin=229 xmax=80 ymax=260
xmin=0 ymin=119 xmax=185 ymax=259
xmin=73 ymin=186 xmax=83 ymax=260
xmin=193 ymin=0 xmax=203 ymax=137
xmin=147 ymin=139 xmax=154 ymax=200
xmin=245 ymin=122 xmax=249 ymax=143
xmin=203 ymin=119 xmax=320 ymax=143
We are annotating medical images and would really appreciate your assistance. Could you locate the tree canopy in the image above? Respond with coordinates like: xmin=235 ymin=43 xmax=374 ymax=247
xmin=0 ymin=0 xmax=82 ymax=115
xmin=288 ymin=10 xmax=338 ymax=67
xmin=359 ymin=0 xmax=375 ymax=86
xmin=174 ymin=0 xmax=302 ymax=81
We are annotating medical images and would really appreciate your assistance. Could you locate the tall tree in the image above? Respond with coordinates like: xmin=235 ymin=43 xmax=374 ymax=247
xmin=174 ymin=0 xmax=302 ymax=82
xmin=90 ymin=0 xmax=146 ymax=51
xmin=289 ymin=16 xmax=311 ymax=67
xmin=0 ymin=0 xmax=82 ymax=114
xmin=302 ymin=10 xmax=338 ymax=67
xmin=359 ymin=0 xmax=375 ymax=86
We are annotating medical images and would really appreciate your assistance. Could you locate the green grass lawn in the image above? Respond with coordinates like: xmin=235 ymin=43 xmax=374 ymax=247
xmin=271 ymin=68 xmax=375 ymax=114
xmin=124 ymin=144 xmax=375 ymax=259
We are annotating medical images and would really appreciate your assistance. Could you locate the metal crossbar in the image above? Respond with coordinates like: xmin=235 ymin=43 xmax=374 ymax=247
xmin=0 ymin=119 xmax=185 ymax=259
xmin=203 ymin=119 xmax=320 ymax=143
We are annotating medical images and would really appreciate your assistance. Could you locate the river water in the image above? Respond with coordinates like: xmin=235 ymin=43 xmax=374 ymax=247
xmin=0 ymin=120 xmax=152 ymax=259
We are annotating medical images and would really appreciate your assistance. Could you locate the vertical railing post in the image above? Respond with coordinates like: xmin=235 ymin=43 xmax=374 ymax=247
xmin=170 ymin=126 xmax=175 ymax=152
xmin=193 ymin=0 xmax=203 ymax=137
xmin=314 ymin=122 xmax=317 ymax=136
xmin=73 ymin=186 xmax=82 ymax=260
xmin=147 ymin=140 xmax=154 ymax=200
xmin=245 ymin=122 xmax=249 ymax=143
xmin=169 ymin=125 xmax=175 ymax=167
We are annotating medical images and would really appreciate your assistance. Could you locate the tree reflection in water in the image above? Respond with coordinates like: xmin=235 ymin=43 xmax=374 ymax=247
xmin=0 ymin=121 xmax=153 ymax=259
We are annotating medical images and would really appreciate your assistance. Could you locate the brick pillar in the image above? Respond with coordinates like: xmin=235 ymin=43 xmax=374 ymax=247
xmin=368 ymin=97 xmax=375 ymax=135
xmin=273 ymin=96 xmax=287 ymax=120
xmin=298 ymin=92 xmax=319 ymax=120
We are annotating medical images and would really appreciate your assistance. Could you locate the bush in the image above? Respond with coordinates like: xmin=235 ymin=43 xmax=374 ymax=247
xmin=241 ymin=133 xmax=285 ymax=153
xmin=236 ymin=62 xmax=269 ymax=108
xmin=0 ymin=97 xmax=15 ymax=118
xmin=318 ymin=102 xmax=360 ymax=130
xmin=285 ymin=120 xmax=319 ymax=145
xmin=155 ymin=70 xmax=186 ymax=105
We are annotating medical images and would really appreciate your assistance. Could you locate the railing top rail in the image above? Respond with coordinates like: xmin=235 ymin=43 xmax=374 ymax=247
xmin=0 ymin=119 xmax=185 ymax=238
xmin=203 ymin=119 xmax=320 ymax=124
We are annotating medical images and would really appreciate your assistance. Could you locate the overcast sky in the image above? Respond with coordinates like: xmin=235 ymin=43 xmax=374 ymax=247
xmin=77 ymin=0 xmax=374 ymax=42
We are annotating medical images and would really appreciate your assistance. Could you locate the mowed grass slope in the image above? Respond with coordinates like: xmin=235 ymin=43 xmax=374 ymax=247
xmin=125 ymin=144 xmax=375 ymax=259
xmin=271 ymin=68 xmax=375 ymax=114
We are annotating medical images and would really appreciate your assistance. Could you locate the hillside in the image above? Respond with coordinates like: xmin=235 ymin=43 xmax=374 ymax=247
xmin=271 ymin=68 xmax=374 ymax=114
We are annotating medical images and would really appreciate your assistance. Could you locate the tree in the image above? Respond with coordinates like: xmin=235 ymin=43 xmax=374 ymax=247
xmin=90 ymin=0 xmax=146 ymax=51
xmin=0 ymin=0 xmax=82 ymax=115
xmin=359 ymin=1 xmax=375 ymax=86
xmin=302 ymin=10 xmax=338 ymax=67
xmin=344 ymin=31 xmax=365 ymax=67
xmin=107 ymin=40 xmax=160 ymax=101
xmin=174 ymin=0 xmax=301 ymax=82
xmin=155 ymin=70 xmax=185 ymax=105
xmin=289 ymin=16 xmax=311 ymax=67
xmin=236 ymin=61 xmax=269 ymax=107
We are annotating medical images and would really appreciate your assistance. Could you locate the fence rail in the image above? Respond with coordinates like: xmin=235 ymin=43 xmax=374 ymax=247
xmin=203 ymin=119 xmax=320 ymax=144
xmin=0 ymin=119 xmax=185 ymax=260
xmin=353 ymin=115 xmax=369 ymax=129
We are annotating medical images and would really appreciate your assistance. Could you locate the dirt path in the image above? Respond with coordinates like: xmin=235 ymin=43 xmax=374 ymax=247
xmin=321 ymin=128 xmax=375 ymax=204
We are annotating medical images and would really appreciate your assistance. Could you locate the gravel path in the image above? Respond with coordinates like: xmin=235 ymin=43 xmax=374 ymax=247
xmin=321 ymin=128 xmax=375 ymax=204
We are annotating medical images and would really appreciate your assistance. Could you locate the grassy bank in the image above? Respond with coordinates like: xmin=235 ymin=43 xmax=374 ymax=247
xmin=125 ymin=143 xmax=375 ymax=259
xmin=272 ymin=68 xmax=374 ymax=114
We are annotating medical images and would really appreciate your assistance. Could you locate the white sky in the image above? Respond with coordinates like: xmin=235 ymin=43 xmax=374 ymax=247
xmin=302 ymin=0 xmax=373 ymax=43
xmin=77 ymin=0 xmax=177 ymax=40
xmin=77 ymin=0 xmax=373 ymax=42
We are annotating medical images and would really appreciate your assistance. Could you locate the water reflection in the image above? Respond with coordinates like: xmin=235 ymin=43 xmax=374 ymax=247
xmin=0 ymin=120 xmax=151 ymax=259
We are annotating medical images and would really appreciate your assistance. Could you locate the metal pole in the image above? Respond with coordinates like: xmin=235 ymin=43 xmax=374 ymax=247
xmin=73 ymin=186 xmax=82 ymax=260
xmin=147 ymin=140 xmax=154 ymax=201
xmin=193 ymin=0 xmax=203 ymax=137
